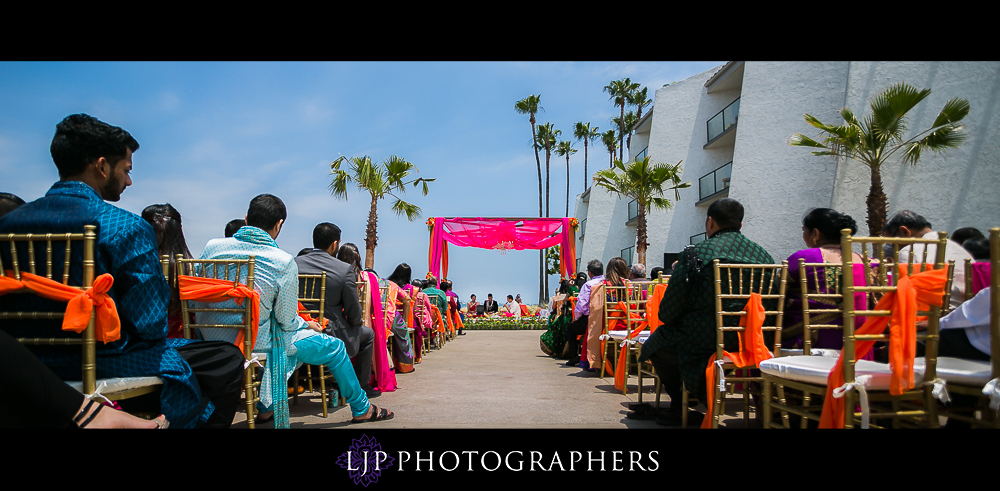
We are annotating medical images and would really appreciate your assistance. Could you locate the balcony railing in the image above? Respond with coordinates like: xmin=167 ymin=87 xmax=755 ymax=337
xmin=627 ymin=199 xmax=639 ymax=222
xmin=631 ymin=146 xmax=648 ymax=163
xmin=698 ymin=161 xmax=732 ymax=200
xmin=621 ymin=246 xmax=635 ymax=267
xmin=690 ymin=233 xmax=706 ymax=245
xmin=579 ymin=218 xmax=587 ymax=237
xmin=706 ymin=97 xmax=740 ymax=143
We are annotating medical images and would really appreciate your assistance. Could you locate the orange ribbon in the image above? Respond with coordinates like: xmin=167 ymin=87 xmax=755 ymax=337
xmin=702 ymin=292 xmax=771 ymax=428
xmin=612 ymin=300 xmax=649 ymax=392
xmin=1 ymin=271 xmax=121 ymax=343
xmin=646 ymin=284 xmax=667 ymax=333
xmin=818 ymin=266 xmax=947 ymax=428
xmin=178 ymin=275 xmax=260 ymax=356
xmin=297 ymin=301 xmax=329 ymax=329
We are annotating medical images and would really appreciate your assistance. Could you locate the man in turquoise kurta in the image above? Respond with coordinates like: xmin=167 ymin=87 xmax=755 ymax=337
xmin=196 ymin=194 xmax=392 ymax=426
xmin=637 ymin=198 xmax=774 ymax=426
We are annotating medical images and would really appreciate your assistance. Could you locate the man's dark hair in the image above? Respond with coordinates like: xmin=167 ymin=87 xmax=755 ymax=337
xmin=707 ymin=198 xmax=744 ymax=230
xmin=312 ymin=222 xmax=342 ymax=250
xmin=962 ymin=237 xmax=990 ymax=260
xmin=50 ymin=114 xmax=139 ymax=179
xmin=441 ymin=280 xmax=452 ymax=292
xmin=650 ymin=266 xmax=665 ymax=280
xmin=884 ymin=210 xmax=931 ymax=237
xmin=587 ymin=259 xmax=603 ymax=277
xmin=225 ymin=218 xmax=245 ymax=238
xmin=0 ymin=192 xmax=26 ymax=218
xmin=245 ymin=194 xmax=287 ymax=231
xmin=951 ymin=227 xmax=984 ymax=246
xmin=427 ymin=275 xmax=439 ymax=288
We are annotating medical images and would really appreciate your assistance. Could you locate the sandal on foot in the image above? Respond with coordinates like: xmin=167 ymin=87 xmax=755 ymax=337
xmin=352 ymin=405 xmax=394 ymax=424
xmin=72 ymin=399 xmax=103 ymax=428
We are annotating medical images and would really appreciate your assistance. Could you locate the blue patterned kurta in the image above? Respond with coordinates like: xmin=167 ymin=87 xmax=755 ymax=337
xmin=196 ymin=226 xmax=315 ymax=413
xmin=0 ymin=181 xmax=211 ymax=428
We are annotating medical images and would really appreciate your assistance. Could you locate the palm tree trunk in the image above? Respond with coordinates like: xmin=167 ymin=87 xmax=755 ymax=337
xmin=531 ymin=116 xmax=544 ymax=305
xmin=583 ymin=140 xmax=589 ymax=191
xmin=636 ymin=201 xmax=647 ymax=266
xmin=866 ymin=165 xmax=888 ymax=237
xmin=565 ymin=154 xmax=570 ymax=217
xmin=618 ymin=104 xmax=625 ymax=162
xmin=365 ymin=194 xmax=378 ymax=270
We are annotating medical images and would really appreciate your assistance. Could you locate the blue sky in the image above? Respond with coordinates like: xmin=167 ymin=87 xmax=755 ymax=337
xmin=0 ymin=61 xmax=724 ymax=303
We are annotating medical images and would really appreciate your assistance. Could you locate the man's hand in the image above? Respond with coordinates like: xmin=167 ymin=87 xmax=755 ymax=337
xmin=306 ymin=320 xmax=323 ymax=332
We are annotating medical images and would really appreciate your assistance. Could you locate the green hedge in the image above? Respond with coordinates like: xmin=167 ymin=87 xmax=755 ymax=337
xmin=463 ymin=316 xmax=548 ymax=330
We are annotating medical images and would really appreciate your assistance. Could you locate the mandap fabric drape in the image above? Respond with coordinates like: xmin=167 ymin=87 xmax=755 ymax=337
xmin=428 ymin=218 xmax=577 ymax=279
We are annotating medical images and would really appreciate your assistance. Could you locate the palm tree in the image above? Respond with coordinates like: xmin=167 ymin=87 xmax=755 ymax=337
xmin=573 ymin=121 xmax=600 ymax=191
xmin=629 ymin=86 xmax=652 ymax=122
xmin=554 ymin=140 xmax=577 ymax=216
xmin=592 ymin=157 xmax=690 ymax=266
xmin=330 ymin=155 xmax=433 ymax=269
xmin=601 ymin=129 xmax=618 ymax=168
xmin=515 ymin=95 xmax=545 ymax=303
xmin=790 ymin=82 xmax=969 ymax=235
xmin=604 ymin=78 xmax=640 ymax=161
xmin=535 ymin=122 xmax=561 ymax=218
xmin=613 ymin=111 xmax=639 ymax=160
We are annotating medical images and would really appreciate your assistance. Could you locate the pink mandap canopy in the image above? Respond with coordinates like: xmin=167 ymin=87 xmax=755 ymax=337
xmin=427 ymin=217 xmax=577 ymax=280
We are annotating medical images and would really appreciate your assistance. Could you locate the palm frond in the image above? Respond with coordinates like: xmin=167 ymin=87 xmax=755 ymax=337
xmin=389 ymin=197 xmax=422 ymax=221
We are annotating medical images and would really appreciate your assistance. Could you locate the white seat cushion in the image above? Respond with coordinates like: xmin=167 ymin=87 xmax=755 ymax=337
xmin=779 ymin=348 xmax=841 ymax=358
xmin=67 ymin=376 xmax=163 ymax=395
xmin=760 ymin=356 xmax=925 ymax=390
xmin=914 ymin=356 xmax=992 ymax=386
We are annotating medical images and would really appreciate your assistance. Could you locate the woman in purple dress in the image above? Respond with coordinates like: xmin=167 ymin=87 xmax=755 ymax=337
xmin=783 ymin=208 xmax=871 ymax=357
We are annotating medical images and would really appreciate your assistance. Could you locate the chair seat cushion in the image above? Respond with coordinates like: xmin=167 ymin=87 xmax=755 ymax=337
xmin=914 ymin=356 xmax=992 ymax=386
xmin=760 ymin=356 xmax=925 ymax=390
xmin=608 ymin=329 xmax=650 ymax=343
xmin=779 ymin=348 xmax=841 ymax=358
xmin=67 ymin=376 xmax=163 ymax=395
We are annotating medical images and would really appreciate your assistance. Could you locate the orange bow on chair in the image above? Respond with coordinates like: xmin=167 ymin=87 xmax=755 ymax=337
xmin=702 ymin=292 xmax=771 ymax=429
xmin=818 ymin=266 xmax=948 ymax=429
xmin=178 ymin=275 xmax=260 ymax=356
xmin=1 ymin=271 xmax=121 ymax=343
xmin=612 ymin=300 xmax=649 ymax=392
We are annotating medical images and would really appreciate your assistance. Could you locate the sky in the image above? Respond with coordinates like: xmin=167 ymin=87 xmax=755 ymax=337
xmin=0 ymin=61 xmax=724 ymax=303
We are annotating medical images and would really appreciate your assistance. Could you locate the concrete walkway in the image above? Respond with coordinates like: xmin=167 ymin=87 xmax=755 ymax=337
xmin=240 ymin=329 xmax=749 ymax=429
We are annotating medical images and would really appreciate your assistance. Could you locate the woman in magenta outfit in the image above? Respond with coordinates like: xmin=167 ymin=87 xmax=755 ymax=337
xmin=783 ymin=208 xmax=872 ymax=359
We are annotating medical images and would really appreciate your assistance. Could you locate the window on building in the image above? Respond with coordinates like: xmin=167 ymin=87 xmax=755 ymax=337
xmin=620 ymin=246 xmax=635 ymax=268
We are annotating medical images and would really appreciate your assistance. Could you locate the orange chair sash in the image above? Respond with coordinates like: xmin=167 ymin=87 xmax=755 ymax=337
xmin=178 ymin=275 xmax=260 ymax=356
xmin=646 ymin=284 xmax=667 ymax=333
xmin=1 ymin=271 xmax=121 ymax=343
xmin=612 ymin=300 xmax=649 ymax=392
xmin=702 ymin=293 xmax=771 ymax=428
xmin=818 ymin=266 xmax=948 ymax=428
xmin=297 ymin=301 xmax=329 ymax=329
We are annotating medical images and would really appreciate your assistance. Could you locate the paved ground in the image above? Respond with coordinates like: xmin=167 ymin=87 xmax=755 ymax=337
xmin=238 ymin=329 xmax=751 ymax=429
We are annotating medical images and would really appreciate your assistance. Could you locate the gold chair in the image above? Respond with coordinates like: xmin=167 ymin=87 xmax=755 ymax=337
xmin=603 ymin=280 xmax=652 ymax=395
xmin=599 ymin=282 xmax=629 ymax=379
xmin=1 ymin=225 xmax=163 ymax=409
xmin=294 ymin=273 xmax=336 ymax=417
xmin=762 ymin=231 xmax=953 ymax=429
xmin=636 ymin=274 xmax=670 ymax=406
xmin=170 ymin=255 xmax=260 ymax=429
xmin=916 ymin=227 xmax=999 ymax=428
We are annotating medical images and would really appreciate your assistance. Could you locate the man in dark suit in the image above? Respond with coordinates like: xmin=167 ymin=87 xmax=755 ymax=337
xmin=483 ymin=293 xmax=499 ymax=314
xmin=294 ymin=223 xmax=377 ymax=396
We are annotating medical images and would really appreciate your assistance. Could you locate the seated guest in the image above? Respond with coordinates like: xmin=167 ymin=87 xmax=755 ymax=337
xmin=197 ymin=194 xmax=393 ymax=423
xmin=0 ymin=192 xmax=25 ymax=218
xmin=503 ymin=295 xmax=521 ymax=316
xmin=467 ymin=294 xmax=479 ymax=318
xmin=442 ymin=279 xmax=465 ymax=335
xmin=950 ymin=227 xmax=984 ymax=248
xmin=294 ymin=223 xmax=377 ymax=396
xmin=783 ymin=208 xmax=869 ymax=354
xmin=564 ymin=260 xmax=604 ymax=367
xmin=963 ymin=237 xmax=989 ymax=262
xmin=382 ymin=264 xmax=416 ymax=371
xmin=649 ymin=267 xmax=666 ymax=281
xmin=0 ymin=114 xmax=244 ymax=429
xmin=483 ymin=293 xmax=499 ymax=314
xmin=885 ymin=210 xmax=972 ymax=309
xmin=630 ymin=263 xmax=646 ymax=281
xmin=141 ymin=204 xmax=195 ymax=339
xmin=224 ymin=218 xmax=245 ymax=238
xmin=636 ymin=198 xmax=774 ymax=426
xmin=422 ymin=275 xmax=448 ymax=316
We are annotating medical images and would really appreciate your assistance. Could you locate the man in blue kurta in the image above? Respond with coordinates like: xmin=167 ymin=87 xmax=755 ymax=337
xmin=195 ymin=194 xmax=393 ymax=425
xmin=0 ymin=114 xmax=244 ymax=428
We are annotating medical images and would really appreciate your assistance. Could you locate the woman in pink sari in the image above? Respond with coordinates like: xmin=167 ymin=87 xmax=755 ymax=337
xmin=338 ymin=243 xmax=397 ymax=392
xmin=783 ymin=208 xmax=872 ymax=358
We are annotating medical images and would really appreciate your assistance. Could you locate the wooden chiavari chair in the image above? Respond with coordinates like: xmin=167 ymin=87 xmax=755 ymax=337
xmin=1 ymin=225 xmax=163 ymax=410
xmin=762 ymin=231 xmax=953 ymax=429
xmin=170 ymin=255 xmax=260 ymax=429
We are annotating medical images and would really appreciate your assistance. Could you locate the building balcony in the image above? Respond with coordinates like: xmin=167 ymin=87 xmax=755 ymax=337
xmin=696 ymin=161 xmax=732 ymax=205
xmin=690 ymin=232 xmax=706 ymax=245
xmin=705 ymin=97 xmax=740 ymax=148
xmin=626 ymin=199 xmax=639 ymax=226
xmin=621 ymin=245 xmax=635 ymax=267
xmin=578 ymin=218 xmax=587 ymax=238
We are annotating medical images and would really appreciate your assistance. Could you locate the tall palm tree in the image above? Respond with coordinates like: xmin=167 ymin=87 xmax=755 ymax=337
xmin=573 ymin=121 xmax=600 ymax=191
xmin=515 ymin=95 xmax=545 ymax=303
xmin=790 ymin=82 xmax=969 ymax=235
xmin=535 ymin=122 xmax=561 ymax=218
xmin=629 ymin=86 xmax=652 ymax=122
xmin=330 ymin=155 xmax=433 ymax=269
xmin=592 ymin=157 xmax=690 ymax=266
xmin=554 ymin=140 xmax=577 ymax=216
xmin=613 ymin=111 xmax=639 ymax=160
xmin=601 ymin=129 xmax=618 ymax=168
xmin=604 ymin=78 xmax=640 ymax=161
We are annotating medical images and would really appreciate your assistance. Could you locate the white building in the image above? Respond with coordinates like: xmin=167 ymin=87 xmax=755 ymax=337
xmin=574 ymin=61 xmax=1000 ymax=272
